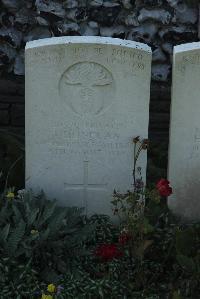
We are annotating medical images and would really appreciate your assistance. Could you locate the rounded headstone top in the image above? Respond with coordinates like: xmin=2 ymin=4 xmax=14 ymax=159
xmin=25 ymin=36 xmax=152 ymax=53
xmin=174 ymin=42 xmax=200 ymax=54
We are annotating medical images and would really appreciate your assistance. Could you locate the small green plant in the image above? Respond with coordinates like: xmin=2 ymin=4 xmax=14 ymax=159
xmin=174 ymin=224 xmax=200 ymax=297
xmin=0 ymin=190 xmax=95 ymax=284
xmin=0 ymin=256 xmax=43 ymax=299
xmin=111 ymin=137 xmax=173 ymax=289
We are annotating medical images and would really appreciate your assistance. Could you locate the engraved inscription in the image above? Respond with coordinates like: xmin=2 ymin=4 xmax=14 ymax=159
xmin=178 ymin=54 xmax=200 ymax=75
xmin=71 ymin=46 xmax=146 ymax=72
xmin=177 ymin=63 xmax=186 ymax=74
xmin=182 ymin=54 xmax=200 ymax=65
xmin=27 ymin=45 xmax=147 ymax=73
xmin=59 ymin=62 xmax=115 ymax=116
xmin=190 ymin=128 xmax=200 ymax=159
xmin=64 ymin=161 xmax=107 ymax=212
xmin=47 ymin=118 xmax=133 ymax=157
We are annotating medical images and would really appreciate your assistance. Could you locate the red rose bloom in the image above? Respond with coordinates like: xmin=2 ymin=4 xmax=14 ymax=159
xmin=156 ymin=179 xmax=170 ymax=189
xmin=156 ymin=178 xmax=172 ymax=197
xmin=95 ymin=244 xmax=123 ymax=261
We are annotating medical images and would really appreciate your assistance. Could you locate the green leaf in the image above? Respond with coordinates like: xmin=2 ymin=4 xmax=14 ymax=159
xmin=27 ymin=208 xmax=39 ymax=227
xmin=39 ymin=227 xmax=50 ymax=241
xmin=38 ymin=200 xmax=56 ymax=227
xmin=0 ymin=205 xmax=9 ymax=225
xmin=0 ymin=223 xmax=10 ymax=243
xmin=12 ymin=204 xmax=22 ymax=223
xmin=40 ymin=268 xmax=60 ymax=283
xmin=48 ymin=210 xmax=66 ymax=236
xmin=7 ymin=220 xmax=26 ymax=255
xmin=143 ymin=217 xmax=154 ymax=234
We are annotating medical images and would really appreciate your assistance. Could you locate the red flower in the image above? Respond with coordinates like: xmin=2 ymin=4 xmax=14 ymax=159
xmin=156 ymin=179 xmax=172 ymax=197
xmin=156 ymin=179 xmax=170 ymax=189
xmin=95 ymin=244 xmax=123 ymax=261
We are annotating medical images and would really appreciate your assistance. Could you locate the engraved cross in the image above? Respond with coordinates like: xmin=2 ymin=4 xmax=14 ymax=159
xmin=64 ymin=161 xmax=107 ymax=213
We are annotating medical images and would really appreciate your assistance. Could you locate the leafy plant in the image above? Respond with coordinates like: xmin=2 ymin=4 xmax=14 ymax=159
xmin=174 ymin=225 xmax=200 ymax=297
xmin=0 ymin=256 xmax=42 ymax=299
xmin=111 ymin=137 xmax=172 ymax=289
xmin=0 ymin=190 xmax=95 ymax=283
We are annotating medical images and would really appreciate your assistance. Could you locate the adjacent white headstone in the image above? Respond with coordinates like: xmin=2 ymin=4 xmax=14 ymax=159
xmin=25 ymin=36 xmax=151 ymax=216
xmin=168 ymin=42 xmax=200 ymax=221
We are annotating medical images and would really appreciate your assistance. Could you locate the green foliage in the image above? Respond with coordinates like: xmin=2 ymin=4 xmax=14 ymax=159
xmin=60 ymin=271 xmax=130 ymax=298
xmin=110 ymin=137 xmax=171 ymax=291
xmin=0 ymin=190 xmax=95 ymax=284
xmin=56 ymin=214 xmax=170 ymax=298
xmin=174 ymin=225 xmax=200 ymax=297
xmin=0 ymin=256 xmax=42 ymax=299
xmin=0 ymin=188 xmax=200 ymax=298
xmin=54 ymin=217 xmax=200 ymax=299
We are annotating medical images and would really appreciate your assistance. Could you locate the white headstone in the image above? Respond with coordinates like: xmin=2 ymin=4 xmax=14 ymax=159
xmin=25 ymin=36 xmax=151 ymax=216
xmin=168 ymin=42 xmax=200 ymax=221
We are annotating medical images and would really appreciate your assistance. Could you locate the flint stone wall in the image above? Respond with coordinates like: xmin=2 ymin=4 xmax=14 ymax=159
xmin=0 ymin=0 xmax=199 ymax=176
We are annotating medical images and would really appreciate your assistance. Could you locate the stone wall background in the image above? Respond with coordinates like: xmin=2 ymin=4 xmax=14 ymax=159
xmin=0 ymin=0 xmax=199 ymax=186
